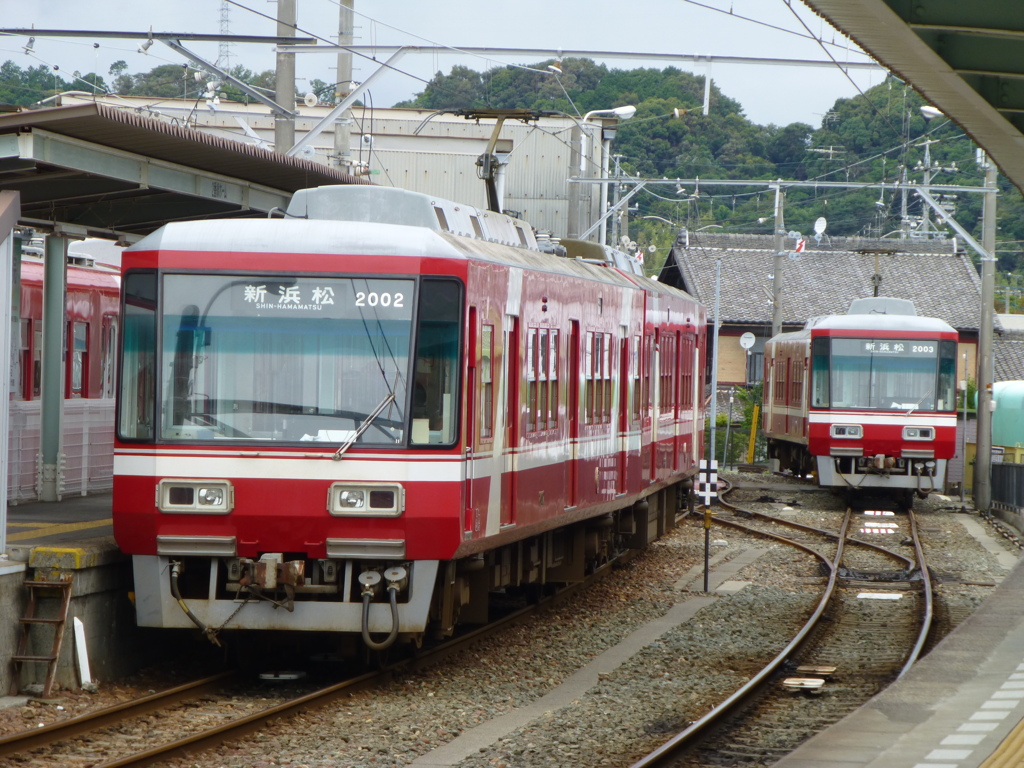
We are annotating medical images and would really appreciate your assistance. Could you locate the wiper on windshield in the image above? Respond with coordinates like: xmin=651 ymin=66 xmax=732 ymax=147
xmin=333 ymin=392 xmax=396 ymax=460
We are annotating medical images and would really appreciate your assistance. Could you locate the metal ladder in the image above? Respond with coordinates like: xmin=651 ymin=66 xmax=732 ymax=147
xmin=10 ymin=574 xmax=73 ymax=698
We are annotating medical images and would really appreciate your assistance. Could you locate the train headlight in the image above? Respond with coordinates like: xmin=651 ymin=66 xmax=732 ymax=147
xmin=328 ymin=483 xmax=404 ymax=517
xmin=903 ymin=426 xmax=934 ymax=440
xmin=831 ymin=424 xmax=863 ymax=439
xmin=198 ymin=487 xmax=225 ymax=506
xmin=338 ymin=490 xmax=365 ymax=508
xmin=157 ymin=479 xmax=233 ymax=514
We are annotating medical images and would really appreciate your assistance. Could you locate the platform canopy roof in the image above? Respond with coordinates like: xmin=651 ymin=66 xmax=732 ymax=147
xmin=802 ymin=1 xmax=1024 ymax=194
xmin=0 ymin=102 xmax=366 ymax=242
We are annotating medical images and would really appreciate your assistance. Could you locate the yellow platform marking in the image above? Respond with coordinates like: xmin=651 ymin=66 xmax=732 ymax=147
xmin=6 ymin=518 xmax=112 ymax=542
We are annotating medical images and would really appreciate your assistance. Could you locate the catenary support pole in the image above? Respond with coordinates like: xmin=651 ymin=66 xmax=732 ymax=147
xmin=974 ymin=158 xmax=998 ymax=512
xmin=274 ymin=0 xmax=296 ymax=152
xmin=771 ymin=183 xmax=785 ymax=337
xmin=40 ymin=233 xmax=67 ymax=502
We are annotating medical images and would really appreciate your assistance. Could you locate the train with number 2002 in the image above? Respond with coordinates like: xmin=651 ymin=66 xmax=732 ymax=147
xmin=762 ymin=297 xmax=959 ymax=508
xmin=111 ymin=185 xmax=707 ymax=651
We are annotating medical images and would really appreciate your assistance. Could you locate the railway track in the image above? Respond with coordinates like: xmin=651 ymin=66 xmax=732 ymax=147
xmin=0 ymin=478 xmax=1002 ymax=768
xmin=630 ymin=484 xmax=936 ymax=768
xmin=0 ymin=551 xmax=627 ymax=767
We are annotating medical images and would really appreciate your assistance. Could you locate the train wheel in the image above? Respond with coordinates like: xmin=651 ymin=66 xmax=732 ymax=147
xmin=902 ymin=490 xmax=915 ymax=511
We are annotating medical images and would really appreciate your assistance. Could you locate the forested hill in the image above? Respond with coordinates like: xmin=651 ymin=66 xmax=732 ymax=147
xmin=398 ymin=56 xmax=1022 ymax=273
xmin=2 ymin=56 xmax=1022 ymax=273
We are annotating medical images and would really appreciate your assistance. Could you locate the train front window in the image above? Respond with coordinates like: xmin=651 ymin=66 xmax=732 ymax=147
xmin=828 ymin=337 xmax=946 ymax=412
xmin=158 ymin=274 xmax=414 ymax=444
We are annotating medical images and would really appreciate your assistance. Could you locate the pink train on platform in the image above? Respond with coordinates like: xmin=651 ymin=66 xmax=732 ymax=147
xmin=10 ymin=254 xmax=120 ymax=502
xmin=111 ymin=185 xmax=707 ymax=649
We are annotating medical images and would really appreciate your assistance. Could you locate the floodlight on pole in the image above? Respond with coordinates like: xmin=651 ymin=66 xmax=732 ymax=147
xmin=579 ymin=105 xmax=636 ymax=171
xmin=579 ymin=106 xmax=636 ymax=245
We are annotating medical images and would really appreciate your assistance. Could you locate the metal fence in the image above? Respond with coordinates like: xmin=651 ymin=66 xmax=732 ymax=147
xmin=992 ymin=462 xmax=1024 ymax=511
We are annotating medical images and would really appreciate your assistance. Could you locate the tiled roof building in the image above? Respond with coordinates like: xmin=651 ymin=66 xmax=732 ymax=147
xmin=660 ymin=232 xmax=985 ymax=391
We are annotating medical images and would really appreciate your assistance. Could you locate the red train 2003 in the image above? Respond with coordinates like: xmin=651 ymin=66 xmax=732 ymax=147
xmin=762 ymin=296 xmax=958 ymax=508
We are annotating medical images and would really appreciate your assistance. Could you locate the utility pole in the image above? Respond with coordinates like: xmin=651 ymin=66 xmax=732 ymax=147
xmin=567 ymin=124 xmax=581 ymax=239
xmin=974 ymin=154 xmax=997 ymax=512
xmin=333 ymin=0 xmax=354 ymax=172
xmin=610 ymin=154 xmax=623 ymax=248
xmin=274 ymin=0 xmax=296 ymax=153
xmin=771 ymin=182 xmax=785 ymax=337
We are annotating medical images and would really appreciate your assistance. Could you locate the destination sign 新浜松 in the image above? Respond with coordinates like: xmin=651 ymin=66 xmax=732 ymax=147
xmin=860 ymin=340 xmax=937 ymax=357
xmin=229 ymin=277 xmax=414 ymax=320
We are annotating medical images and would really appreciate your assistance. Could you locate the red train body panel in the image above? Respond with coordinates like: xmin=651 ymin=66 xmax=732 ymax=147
xmin=762 ymin=297 xmax=958 ymax=504
xmin=112 ymin=186 xmax=706 ymax=644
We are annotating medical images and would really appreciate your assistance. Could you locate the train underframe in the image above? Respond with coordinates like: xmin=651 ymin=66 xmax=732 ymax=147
xmin=768 ymin=438 xmax=946 ymax=507
xmin=134 ymin=482 xmax=688 ymax=651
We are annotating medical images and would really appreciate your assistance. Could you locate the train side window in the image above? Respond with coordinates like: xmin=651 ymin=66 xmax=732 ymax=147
xmin=659 ymin=332 xmax=675 ymax=415
xmin=480 ymin=324 xmax=494 ymax=439
xmin=584 ymin=331 xmax=595 ymax=424
xmin=631 ymin=335 xmax=641 ymax=421
xmin=526 ymin=328 xmax=538 ymax=432
xmin=17 ymin=319 xmax=30 ymax=400
xmin=547 ymin=330 xmax=559 ymax=429
xmin=811 ymin=337 xmax=830 ymax=407
xmin=33 ymin=326 xmax=42 ymax=400
xmin=68 ymin=321 xmax=88 ymax=398
xmin=101 ymin=315 xmax=118 ymax=399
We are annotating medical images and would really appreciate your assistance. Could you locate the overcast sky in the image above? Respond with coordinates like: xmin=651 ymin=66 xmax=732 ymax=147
xmin=1 ymin=0 xmax=886 ymax=127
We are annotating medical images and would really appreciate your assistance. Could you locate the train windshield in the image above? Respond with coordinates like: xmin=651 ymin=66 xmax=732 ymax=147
xmin=816 ymin=337 xmax=957 ymax=412
xmin=122 ymin=273 xmax=423 ymax=444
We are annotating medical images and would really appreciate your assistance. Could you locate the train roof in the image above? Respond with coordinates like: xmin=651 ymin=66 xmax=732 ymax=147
xmin=126 ymin=196 xmax=699 ymax=305
xmin=20 ymin=257 xmax=121 ymax=290
xmin=768 ymin=310 xmax=956 ymax=344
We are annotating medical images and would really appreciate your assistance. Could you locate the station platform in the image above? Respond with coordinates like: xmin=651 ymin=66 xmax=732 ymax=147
xmin=5 ymin=491 xmax=114 ymax=556
xmin=1 ymin=493 xmax=166 ymax=697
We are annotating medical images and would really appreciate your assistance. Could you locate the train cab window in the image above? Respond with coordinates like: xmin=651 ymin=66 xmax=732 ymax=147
xmin=411 ymin=279 xmax=462 ymax=446
xmin=811 ymin=337 xmax=829 ymax=407
xmin=937 ymin=340 xmax=957 ymax=411
xmin=118 ymin=271 xmax=157 ymax=440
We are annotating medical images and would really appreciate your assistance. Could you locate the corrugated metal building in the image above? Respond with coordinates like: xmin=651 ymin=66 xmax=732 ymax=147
xmin=60 ymin=95 xmax=605 ymax=240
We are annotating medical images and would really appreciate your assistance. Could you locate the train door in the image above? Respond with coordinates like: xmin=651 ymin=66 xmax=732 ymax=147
xmin=617 ymin=334 xmax=629 ymax=495
xmin=465 ymin=307 xmax=478 ymax=532
xmin=503 ymin=316 xmax=519 ymax=527
xmin=692 ymin=342 xmax=701 ymax=466
xmin=568 ymin=320 xmax=580 ymax=507
xmin=650 ymin=329 xmax=660 ymax=482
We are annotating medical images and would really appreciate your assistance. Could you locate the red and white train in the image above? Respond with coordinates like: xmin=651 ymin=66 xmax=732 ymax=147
xmin=10 ymin=255 xmax=120 ymax=502
xmin=762 ymin=297 xmax=958 ymax=507
xmin=112 ymin=185 xmax=706 ymax=649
